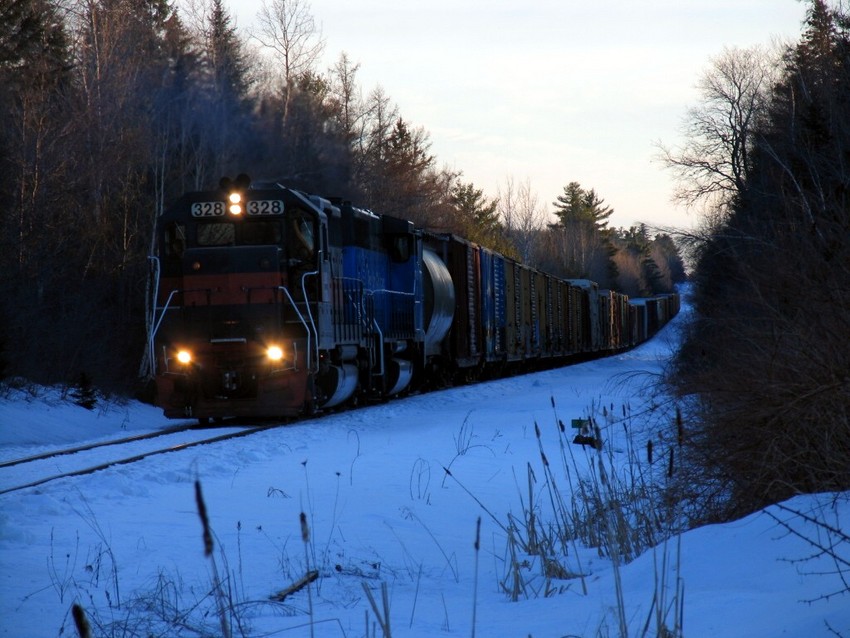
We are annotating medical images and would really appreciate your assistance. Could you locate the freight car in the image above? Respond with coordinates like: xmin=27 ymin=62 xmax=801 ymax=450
xmin=144 ymin=176 xmax=678 ymax=422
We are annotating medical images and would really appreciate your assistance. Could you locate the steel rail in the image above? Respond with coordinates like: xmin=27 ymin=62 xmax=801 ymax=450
xmin=0 ymin=423 xmax=202 ymax=469
xmin=0 ymin=425 xmax=271 ymax=496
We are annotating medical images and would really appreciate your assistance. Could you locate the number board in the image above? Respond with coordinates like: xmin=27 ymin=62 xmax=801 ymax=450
xmin=247 ymin=200 xmax=284 ymax=216
xmin=190 ymin=201 xmax=225 ymax=217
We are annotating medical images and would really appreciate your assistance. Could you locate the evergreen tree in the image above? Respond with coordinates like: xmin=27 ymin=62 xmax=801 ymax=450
xmin=71 ymin=372 xmax=98 ymax=410
xmin=581 ymin=188 xmax=614 ymax=232
xmin=552 ymin=181 xmax=586 ymax=226
xmin=450 ymin=181 xmax=514 ymax=254
xmin=651 ymin=234 xmax=686 ymax=286
xmin=0 ymin=0 xmax=68 ymax=78
xmin=550 ymin=182 xmax=618 ymax=285
xmin=207 ymin=0 xmax=250 ymax=104
xmin=360 ymin=114 xmax=449 ymax=226
xmin=197 ymin=0 xmax=255 ymax=182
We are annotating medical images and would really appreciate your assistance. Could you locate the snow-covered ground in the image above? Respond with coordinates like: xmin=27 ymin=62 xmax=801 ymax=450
xmin=1 ymin=298 xmax=848 ymax=637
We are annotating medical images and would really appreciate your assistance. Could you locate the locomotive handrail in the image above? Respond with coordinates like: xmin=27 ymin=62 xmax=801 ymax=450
xmin=366 ymin=289 xmax=416 ymax=297
xmin=148 ymin=288 xmax=182 ymax=375
xmin=361 ymin=288 xmax=416 ymax=379
xmin=148 ymin=256 xmax=160 ymax=331
xmin=145 ymin=256 xmax=162 ymax=377
xmin=277 ymin=286 xmax=316 ymax=373
xmin=300 ymin=270 xmax=321 ymax=373
xmin=149 ymin=280 xmax=316 ymax=373
xmin=151 ymin=289 xmax=180 ymax=338
xmin=363 ymin=288 xmax=416 ymax=340
xmin=371 ymin=318 xmax=385 ymax=378
xmin=337 ymin=276 xmax=366 ymax=323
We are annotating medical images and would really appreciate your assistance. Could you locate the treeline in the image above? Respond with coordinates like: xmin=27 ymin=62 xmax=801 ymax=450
xmin=0 ymin=0 xmax=682 ymax=392
xmin=665 ymin=0 xmax=850 ymax=517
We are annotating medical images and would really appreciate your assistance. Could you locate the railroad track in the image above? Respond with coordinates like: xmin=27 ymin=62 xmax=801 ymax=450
xmin=0 ymin=424 xmax=273 ymax=496
xmin=0 ymin=423 xmax=203 ymax=469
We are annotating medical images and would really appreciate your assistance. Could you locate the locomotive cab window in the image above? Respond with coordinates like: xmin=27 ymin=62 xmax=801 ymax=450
xmin=197 ymin=223 xmax=235 ymax=246
xmin=163 ymin=223 xmax=186 ymax=257
xmin=241 ymin=221 xmax=282 ymax=246
xmin=286 ymin=208 xmax=316 ymax=262
xmin=387 ymin=234 xmax=413 ymax=263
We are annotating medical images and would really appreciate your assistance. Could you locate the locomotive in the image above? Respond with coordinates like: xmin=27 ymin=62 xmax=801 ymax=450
xmin=145 ymin=175 xmax=679 ymax=422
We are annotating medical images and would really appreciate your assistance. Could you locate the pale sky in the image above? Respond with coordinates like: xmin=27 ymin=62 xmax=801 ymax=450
xmin=227 ymin=0 xmax=809 ymax=230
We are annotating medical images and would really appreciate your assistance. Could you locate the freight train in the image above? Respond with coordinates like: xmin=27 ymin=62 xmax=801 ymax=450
xmin=145 ymin=176 xmax=679 ymax=422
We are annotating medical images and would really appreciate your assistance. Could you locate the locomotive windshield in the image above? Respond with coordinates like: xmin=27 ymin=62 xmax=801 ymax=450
xmin=243 ymin=221 xmax=282 ymax=245
xmin=194 ymin=221 xmax=283 ymax=247
xmin=197 ymin=223 xmax=235 ymax=246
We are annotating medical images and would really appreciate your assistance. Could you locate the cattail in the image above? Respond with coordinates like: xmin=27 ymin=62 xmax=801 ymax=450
xmin=534 ymin=421 xmax=541 ymax=439
xmin=667 ymin=448 xmax=675 ymax=479
xmin=540 ymin=450 xmax=549 ymax=467
xmin=550 ymin=396 xmax=555 ymax=408
xmin=195 ymin=480 xmax=213 ymax=556
xmin=597 ymin=456 xmax=609 ymax=487
xmin=647 ymin=440 xmax=654 ymax=464
xmin=558 ymin=419 xmax=565 ymax=433
xmin=300 ymin=511 xmax=310 ymax=543
xmin=300 ymin=511 xmax=314 ymax=637
xmin=72 ymin=603 xmax=91 ymax=638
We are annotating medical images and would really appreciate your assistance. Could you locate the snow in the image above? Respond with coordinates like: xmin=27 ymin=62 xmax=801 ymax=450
xmin=1 ymin=298 xmax=848 ymax=637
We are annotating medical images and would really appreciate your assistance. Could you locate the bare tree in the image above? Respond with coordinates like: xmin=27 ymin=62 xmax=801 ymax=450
xmin=327 ymin=52 xmax=365 ymax=147
xmin=251 ymin=0 xmax=324 ymax=121
xmin=497 ymin=176 xmax=546 ymax=264
xmin=658 ymin=45 xmax=779 ymax=215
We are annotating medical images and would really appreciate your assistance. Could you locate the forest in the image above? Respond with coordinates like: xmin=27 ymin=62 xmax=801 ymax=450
xmin=0 ymin=0 xmax=684 ymax=392
xmin=664 ymin=0 xmax=850 ymax=517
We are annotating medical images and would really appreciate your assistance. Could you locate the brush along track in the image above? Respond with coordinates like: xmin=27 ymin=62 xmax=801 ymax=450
xmin=0 ymin=424 xmax=272 ymax=495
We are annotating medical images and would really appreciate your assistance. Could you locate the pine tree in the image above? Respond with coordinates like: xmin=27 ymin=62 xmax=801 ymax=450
xmin=550 ymin=182 xmax=618 ymax=285
xmin=207 ymin=0 xmax=250 ymax=104
xmin=71 ymin=372 xmax=98 ymax=410
xmin=450 ymin=181 xmax=514 ymax=254
xmin=197 ymin=0 xmax=255 ymax=182
xmin=651 ymin=234 xmax=686 ymax=286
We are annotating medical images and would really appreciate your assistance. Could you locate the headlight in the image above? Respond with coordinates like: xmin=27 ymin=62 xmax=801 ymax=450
xmin=176 ymin=350 xmax=192 ymax=364
xmin=229 ymin=192 xmax=242 ymax=215
xmin=266 ymin=345 xmax=284 ymax=361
